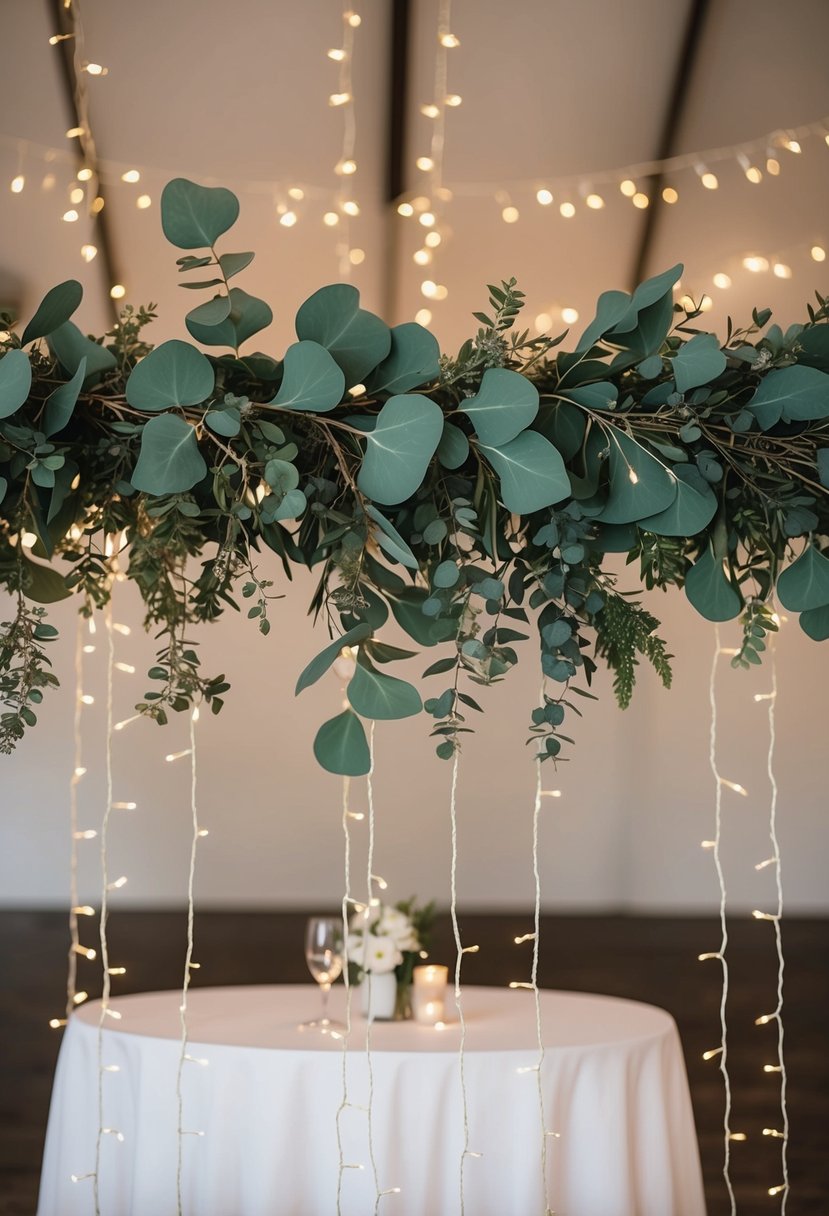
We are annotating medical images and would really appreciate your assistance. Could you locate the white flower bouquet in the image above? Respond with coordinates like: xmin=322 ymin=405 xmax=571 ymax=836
xmin=347 ymin=897 xmax=435 ymax=1019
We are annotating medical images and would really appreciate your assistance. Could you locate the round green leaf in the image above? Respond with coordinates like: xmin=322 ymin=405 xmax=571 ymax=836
xmin=295 ymin=623 xmax=372 ymax=694
xmin=684 ymin=547 xmax=742 ymax=622
xmin=748 ymin=365 xmax=829 ymax=431
xmin=347 ymin=657 xmax=422 ymax=720
xmin=437 ymin=422 xmax=469 ymax=470
xmin=357 ymin=394 xmax=444 ymax=505
xmin=21 ymin=280 xmax=83 ymax=346
xmin=777 ymin=543 xmax=829 ymax=611
xmin=671 ymin=333 xmax=726 ymax=393
xmin=48 ymin=322 xmax=116 ymax=384
xmin=313 ymin=709 xmax=371 ymax=776
xmin=364 ymin=322 xmax=440 ymax=395
xmin=43 ymin=358 xmax=87 ymax=437
xmin=480 ymin=431 xmax=569 ymax=514
xmin=185 ymin=287 xmax=272 ymax=350
xmin=460 ymin=367 xmax=539 ymax=446
xmin=799 ymin=604 xmax=829 ymax=641
xmin=264 ymin=458 xmax=299 ymax=494
xmin=268 ymin=340 xmax=345 ymax=412
xmin=131 ymin=413 xmax=208 ymax=495
xmin=594 ymin=429 xmax=676 ymax=525
xmin=126 ymin=340 xmax=215 ymax=412
xmin=638 ymin=464 xmax=717 ymax=537
xmin=433 ymin=560 xmax=459 ymax=588
xmin=161 ymin=178 xmax=240 ymax=250
xmin=296 ymin=284 xmax=391 ymax=386
xmin=0 ymin=349 xmax=32 ymax=418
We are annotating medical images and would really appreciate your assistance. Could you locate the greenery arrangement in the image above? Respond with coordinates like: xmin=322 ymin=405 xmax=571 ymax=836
xmin=347 ymin=897 xmax=436 ymax=1020
xmin=1 ymin=178 xmax=827 ymax=771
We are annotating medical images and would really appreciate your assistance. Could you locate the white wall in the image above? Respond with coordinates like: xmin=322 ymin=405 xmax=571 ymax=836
xmin=1 ymin=559 xmax=826 ymax=913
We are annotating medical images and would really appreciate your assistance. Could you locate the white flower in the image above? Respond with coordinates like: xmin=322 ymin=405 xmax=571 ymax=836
xmin=362 ymin=935 xmax=403 ymax=974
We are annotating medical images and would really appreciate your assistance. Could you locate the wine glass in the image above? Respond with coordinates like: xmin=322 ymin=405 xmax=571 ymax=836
xmin=301 ymin=917 xmax=344 ymax=1031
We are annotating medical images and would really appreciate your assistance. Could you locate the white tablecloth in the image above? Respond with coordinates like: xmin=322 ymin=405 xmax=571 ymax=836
xmin=38 ymin=984 xmax=706 ymax=1216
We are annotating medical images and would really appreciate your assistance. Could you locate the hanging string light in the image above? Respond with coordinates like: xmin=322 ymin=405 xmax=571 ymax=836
xmin=327 ymin=6 xmax=362 ymax=277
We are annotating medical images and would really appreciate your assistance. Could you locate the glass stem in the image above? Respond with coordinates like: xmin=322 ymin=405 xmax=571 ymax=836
xmin=320 ymin=981 xmax=331 ymax=1020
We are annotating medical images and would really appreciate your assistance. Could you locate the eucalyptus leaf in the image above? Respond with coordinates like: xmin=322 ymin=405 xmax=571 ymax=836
xmin=748 ymin=365 xmax=829 ymax=430
xmin=0 ymin=350 xmax=32 ymax=419
xmin=268 ymin=340 xmax=345 ymax=413
xmin=460 ymin=367 xmax=539 ymax=446
xmin=131 ymin=413 xmax=208 ymax=495
xmin=43 ymin=358 xmax=86 ymax=437
xmin=347 ymin=655 xmax=422 ymax=720
xmin=126 ymin=340 xmax=215 ymax=412
xmin=295 ymin=284 xmax=391 ymax=385
xmin=638 ymin=464 xmax=717 ymax=536
xmin=21 ymin=280 xmax=83 ymax=346
xmin=671 ymin=333 xmax=726 ymax=393
xmin=684 ymin=546 xmax=742 ymax=621
xmin=364 ymin=322 xmax=440 ymax=395
xmin=557 ymin=382 xmax=618 ymax=411
xmin=480 ymin=431 xmax=569 ymax=514
xmin=313 ymin=709 xmax=371 ymax=776
xmin=48 ymin=322 xmax=116 ymax=384
xmin=365 ymin=504 xmax=418 ymax=569
xmin=186 ymin=288 xmax=273 ymax=350
xmin=535 ymin=400 xmax=586 ymax=460
xmin=594 ymin=429 xmax=676 ymax=524
xmin=295 ymin=622 xmax=372 ymax=694
xmin=357 ymin=393 xmax=443 ymax=505
xmin=437 ymin=422 xmax=469 ymax=469
xmin=776 ymin=543 xmax=829 ymax=611
xmin=186 ymin=295 xmax=232 ymax=326
xmin=799 ymin=604 xmax=829 ymax=641
xmin=204 ymin=408 xmax=240 ymax=437
xmin=20 ymin=553 xmax=71 ymax=603
xmin=219 ymin=251 xmax=255 ymax=280
xmin=161 ymin=178 xmax=240 ymax=250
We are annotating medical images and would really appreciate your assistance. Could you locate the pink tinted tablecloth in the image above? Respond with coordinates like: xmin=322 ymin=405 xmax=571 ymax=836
xmin=38 ymin=984 xmax=706 ymax=1216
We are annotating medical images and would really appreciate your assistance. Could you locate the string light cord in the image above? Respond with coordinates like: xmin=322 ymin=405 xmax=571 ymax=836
xmin=530 ymin=713 xmax=553 ymax=1216
xmin=92 ymin=602 xmax=115 ymax=1216
xmin=707 ymin=627 xmax=736 ymax=1216
xmin=335 ymin=774 xmax=358 ymax=1214
xmin=364 ymin=722 xmax=384 ymax=1214
xmin=763 ymin=648 xmax=790 ymax=1209
xmin=448 ymin=746 xmax=475 ymax=1216
xmin=66 ymin=614 xmax=85 ymax=1021
xmin=175 ymin=703 xmax=202 ymax=1214
xmin=331 ymin=5 xmax=360 ymax=277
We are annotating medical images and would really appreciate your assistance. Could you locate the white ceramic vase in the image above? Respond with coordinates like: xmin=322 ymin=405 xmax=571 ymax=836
xmin=360 ymin=971 xmax=397 ymax=1020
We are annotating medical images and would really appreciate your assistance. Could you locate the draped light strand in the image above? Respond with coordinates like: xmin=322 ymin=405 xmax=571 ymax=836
xmin=92 ymin=603 xmax=117 ymax=1216
xmin=65 ymin=614 xmax=86 ymax=1022
xmin=175 ymin=704 xmax=205 ymax=1213
xmin=363 ymin=722 xmax=384 ymax=1214
xmin=756 ymin=648 xmax=790 ymax=1208
xmin=335 ymin=775 xmax=360 ymax=1213
xmin=328 ymin=6 xmax=362 ymax=276
xmin=703 ymin=627 xmax=737 ymax=1216
xmin=530 ymin=744 xmax=553 ymax=1215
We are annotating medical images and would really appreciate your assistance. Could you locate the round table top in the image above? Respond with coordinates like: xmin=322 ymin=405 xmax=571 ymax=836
xmin=73 ymin=984 xmax=676 ymax=1055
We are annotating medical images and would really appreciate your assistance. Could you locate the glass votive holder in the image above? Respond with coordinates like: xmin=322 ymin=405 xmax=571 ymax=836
xmin=412 ymin=964 xmax=448 ymax=1024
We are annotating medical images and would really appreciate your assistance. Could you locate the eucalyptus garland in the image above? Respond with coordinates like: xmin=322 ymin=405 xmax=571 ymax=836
xmin=1 ymin=178 xmax=827 ymax=771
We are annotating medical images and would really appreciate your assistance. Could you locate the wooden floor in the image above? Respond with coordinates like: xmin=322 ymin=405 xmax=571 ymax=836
xmin=2 ymin=910 xmax=827 ymax=1215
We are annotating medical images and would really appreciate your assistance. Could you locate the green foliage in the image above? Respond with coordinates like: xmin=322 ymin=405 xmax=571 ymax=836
xmin=0 ymin=176 xmax=827 ymax=772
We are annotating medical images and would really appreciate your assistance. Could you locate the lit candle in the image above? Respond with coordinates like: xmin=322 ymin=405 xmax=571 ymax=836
xmin=413 ymin=964 xmax=448 ymax=1024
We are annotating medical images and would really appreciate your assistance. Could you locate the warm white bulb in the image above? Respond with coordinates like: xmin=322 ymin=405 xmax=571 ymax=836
xmin=561 ymin=307 xmax=579 ymax=324
xmin=811 ymin=245 xmax=826 ymax=262
xmin=440 ymin=32 xmax=460 ymax=47
xmin=585 ymin=193 xmax=604 ymax=210
xmin=421 ymin=103 xmax=440 ymax=118
xmin=70 ymin=187 xmax=84 ymax=204
xmin=288 ymin=186 xmax=305 ymax=200
xmin=121 ymin=169 xmax=140 ymax=183
xmin=413 ymin=249 xmax=431 ymax=265
xmin=536 ymin=188 xmax=553 ymax=206
xmin=349 ymin=247 xmax=365 ymax=265
xmin=10 ymin=174 xmax=24 ymax=194
xmin=42 ymin=173 xmax=56 ymax=191
xmin=328 ymin=92 xmax=351 ymax=107
xmin=432 ymin=284 xmax=448 ymax=301
xmin=77 ymin=167 xmax=93 ymax=182
xmin=701 ymin=172 xmax=719 ymax=190
xmin=745 ymin=165 xmax=762 ymax=184
xmin=424 ymin=230 xmax=441 ymax=247
xmin=62 ymin=209 xmax=79 ymax=223
xmin=279 ymin=210 xmax=297 ymax=227
xmin=327 ymin=48 xmax=346 ymax=61
xmin=773 ymin=262 xmax=792 ymax=279
xmin=559 ymin=202 xmax=575 ymax=218
xmin=84 ymin=62 xmax=107 ymax=76
xmin=81 ymin=244 xmax=97 ymax=262
xmin=766 ymin=157 xmax=781 ymax=176
xmin=742 ymin=255 xmax=769 ymax=273
xmin=620 ymin=179 xmax=637 ymax=197
xmin=338 ymin=160 xmax=356 ymax=176
xmin=421 ymin=279 xmax=437 ymax=298
xmin=415 ymin=308 xmax=432 ymax=326
xmin=416 ymin=156 xmax=434 ymax=172
xmin=323 ymin=211 xmax=339 ymax=226
xmin=445 ymin=93 xmax=462 ymax=107
xmin=346 ymin=11 xmax=361 ymax=26
xmin=784 ymin=139 xmax=801 ymax=154
xmin=136 ymin=194 xmax=151 ymax=209
xmin=712 ymin=273 xmax=731 ymax=289
xmin=534 ymin=312 xmax=552 ymax=332
xmin=110 ymin=285 xmax=126 ymax=300
xmin=501 ymin=205 xmax=519 ymax=223
xmin=632 ymin=192 xmax=649 ymax=209
xmin=419 ymin=211 xmax=436 ymax=227
xmin=342 ymin=200 xmax=360 ymax=216
xmin=662 ymin=186 xmax=679 ymax=204
xmin=397 ymin=202 xmax=414 ymax=217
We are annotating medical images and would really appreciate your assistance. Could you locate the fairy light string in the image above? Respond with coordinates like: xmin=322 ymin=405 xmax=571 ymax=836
xmin=328 ymin=5 xmax=362 ymax=277
xmin=530 ymin=740 xmax=553 ymax=1215
xmin=175 ymin=703 xmax=204 ymax=1214
xmin=335 ymin=774 xmax=360 ymax=1213
xmin=65 ymin=614 xmax=86 ymax=1022
xmin=705 ymin=626 xmax=737 ymax=1216
xmin=362 ymin=721 xmax=386 ymax=1214
xmin=756 ymin=646 xmax=790 ymax=1208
